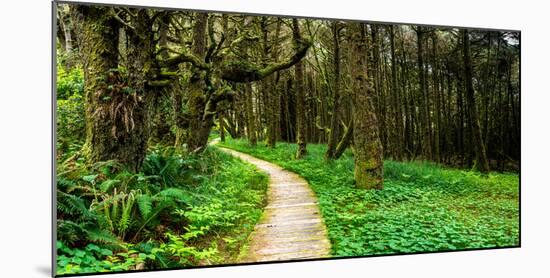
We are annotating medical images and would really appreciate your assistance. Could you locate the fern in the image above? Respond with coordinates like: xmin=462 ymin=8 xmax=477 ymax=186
xmin=57 ymin=191 xmax=93 ymax=219
xmin=137 ymin=194 xmax=153 ymax=219
xmin=57 ymin=219 xmax=120 ymax=246
xmin=99 ymin=179 xmax=120 ymax=192
xmin=130 ymin=189 xmax=191 ymax=241
xmin=85 ymin=228 xmax=120 ymax=245
xmin=110 ymin=189 xmax=119 ymax=226
xmin=157 ymin=188 xmax=191 ymax=204
xmin=118 ymin=191 xmax=136 ymax=238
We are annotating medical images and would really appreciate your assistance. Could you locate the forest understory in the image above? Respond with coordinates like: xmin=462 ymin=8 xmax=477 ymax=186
xmin=219 ymin=138 xmax=519 ymax=257
xmin=55 ymin=3 xmax=520 ymax=275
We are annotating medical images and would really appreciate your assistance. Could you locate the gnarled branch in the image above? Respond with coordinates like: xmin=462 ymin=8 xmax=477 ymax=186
xmin=220 ymin=38 xmax=312 ymax=82
xmin=157 ymin=50 xmax=209 ymax=70
xmin=110 ymin=10 xmax=136 ymax=32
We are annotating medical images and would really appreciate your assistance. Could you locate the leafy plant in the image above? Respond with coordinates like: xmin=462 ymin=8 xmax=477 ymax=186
xmin=56 ymin=66 xmax=84 ymax=100
xmin=154 ymin=232 xmax=219 ymax=266
xmin=57 ymin=241 xmax=155 ymax=275
xmin=56 ymin=145 xmax=268 ymax=273
xmin=219 ymin=138 xmax=520 ymax=257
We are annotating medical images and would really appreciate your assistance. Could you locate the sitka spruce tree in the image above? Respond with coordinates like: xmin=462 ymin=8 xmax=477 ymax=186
xmin=349 ymin=22 xmax=384 ymax=189
xmin=293 ymin=18 xmax=308 ymax=159
xmin=462 ymin=29 xmax=490 ymax=174
xmin=66 ymin=4 xmax=517 ymax=177
xmin=71 ymin=6 xmax=154 ymax=172
xmin=160 ymin=14 xmax=312 ymax=153
xmin=71 ymin=7 xmax=312 ymax=170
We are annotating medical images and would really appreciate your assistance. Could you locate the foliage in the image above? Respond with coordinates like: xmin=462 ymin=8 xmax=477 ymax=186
xmin=56 ymin=66 xmax=85 ymax=160
xmin=56 ymin=241 xmax=155 ymax=275
xmin=57 ymin=66 xmax=84 ymax=100
xmin=219 ymin=138 xmax=520 ymax=257
xmin=56 ymin=144 xmax=268 ymax=274
xmin=154 ymin=232 xmax=219 ymax=266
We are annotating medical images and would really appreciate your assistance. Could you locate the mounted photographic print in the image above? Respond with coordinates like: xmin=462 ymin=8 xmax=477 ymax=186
xmin=53 ymin=1 xmax=520 ymax=276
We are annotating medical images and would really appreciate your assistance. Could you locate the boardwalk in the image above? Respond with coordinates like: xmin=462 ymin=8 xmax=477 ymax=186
xmin=217 ymin=147 xmax=331 ymax=262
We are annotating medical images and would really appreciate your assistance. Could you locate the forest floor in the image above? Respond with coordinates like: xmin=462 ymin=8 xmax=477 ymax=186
xmin=218 ymin=138 xmax=520 ymax=257
xmin=211 ymin=140 xmax=331 ymax=262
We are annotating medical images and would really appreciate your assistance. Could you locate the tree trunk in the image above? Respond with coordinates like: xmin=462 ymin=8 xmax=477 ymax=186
xmin=462 ymin=29 xmax=490 ymax=174
xmin=416 ymin=27 xmax=433 ymax=160
xmin=350 ymin=22 xmax=384 ymax=190
xmin=431 ymin=33 xmax=441 ymax=163
xmin=293 ymin=19 xmax=307 ymax=159
xmin=185 ymin=13 xmax=212 ymax=153
xmin=219 ymin=107 xmax=226 ymax=142
xmin=72 ymin=6 xmax=150 ymax=172
xmin=389 ymin=25 xmax=403 ymax=160
xmin=325 ymin=22 xmax=342 ymax=160
xmin=245 ymin=83 xmax=257 ymax=145
xmin=266 ymin=19 xmax=281 ymax=148
xmin=333 ymin=120 xmax=353 ymax=159
xmin=57 ymin=5 xmax=77 ymax=68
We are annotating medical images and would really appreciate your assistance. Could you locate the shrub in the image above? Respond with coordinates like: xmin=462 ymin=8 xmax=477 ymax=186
xmin=56 ymin=241 xmax=155 ymax=275
xmin=56 ymin=66 xmax=84 ymax=100
xmin=57 ymin=145 xmax=268 ymax=273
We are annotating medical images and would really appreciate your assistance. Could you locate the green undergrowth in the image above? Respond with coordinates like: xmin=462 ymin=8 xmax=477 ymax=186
xmin=218 ymin=138 xmax=519 ymax=257
xmin=56 ymin=145 xmax=268 ymax=275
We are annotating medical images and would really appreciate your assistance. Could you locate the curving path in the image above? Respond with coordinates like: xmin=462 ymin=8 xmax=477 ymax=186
xmin=215 ymin=145 xmax=331 ymax=262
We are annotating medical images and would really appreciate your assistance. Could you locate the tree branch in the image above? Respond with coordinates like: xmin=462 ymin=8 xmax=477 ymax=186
xmin=111 ymin=11 xmax=136 ymax=32
xmin=220 ymin=38 xmax=312 ymax=82
xmin=157 ymin=51 xmax=208 ymax=70
xmin=147 ymin=80 xmax=172 ymax=87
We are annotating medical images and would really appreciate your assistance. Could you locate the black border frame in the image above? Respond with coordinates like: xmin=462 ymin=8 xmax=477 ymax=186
xmin=51 ymin=1 xmax=521 ymax=277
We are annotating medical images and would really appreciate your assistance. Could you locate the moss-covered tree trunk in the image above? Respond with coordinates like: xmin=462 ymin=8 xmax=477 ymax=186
xmin=72 ymin=6 xmax=153 ymax=172
xmin=219 ymin=107 xmax=226 ymax=142
xmin=72 ymin=6 xmax=119 ymax=166
xmin=462 ymin=29 xmax=490 ymax=174
xmin=185 ymin=13 xmax=212 ymax=153
xmin=350 ymin=22 xmax=384 ymax=190
xmin=124 ymin=9 xmax=155 ymax=169
xmin=245 ymin=83 xmax=257 ymax=146
xmin=293 ymin=19 xmax=307 ymax=159
xmin=333 ymin=120 xmax=353 ymax=159
xmin=164 ymin=14 xmax=309 ymax=152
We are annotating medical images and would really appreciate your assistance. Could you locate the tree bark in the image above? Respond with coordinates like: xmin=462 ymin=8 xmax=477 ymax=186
xmin=416 ymin=27 xmax=433 ymax=160
xmin=431 ymin=32 xmax=441 ymax=163
xmin=462 ymin=29 xmax=490 ymax=173
xmin=72 ymin=6 xmax=156 ymax=172
xmin=185 ymin=13 xmax=212 ymax=153
xmin=325 ymin=22 xmax=342 ymax=160
xmin=350 ymin=22 xmax=384 ymax=190
xmin=267 ymin=19 xmax=281 ymax=148
xmin=293 ymin=19 xmax=307 ymax=159
xmin=333 ymin=120 xmax=353 ymax=159
xmin=245 ymin=83 xmax=257 ymax=145
xmin=389 ymin=25 xmax=403 ymax=160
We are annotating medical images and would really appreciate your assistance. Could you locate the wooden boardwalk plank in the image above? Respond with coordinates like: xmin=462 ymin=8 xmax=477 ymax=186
xmin=217 ymin=147 xmax=331 ymax=263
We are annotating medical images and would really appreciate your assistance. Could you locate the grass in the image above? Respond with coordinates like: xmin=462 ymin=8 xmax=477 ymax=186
xmin=218 ymin=138 xmax=519 ymax=257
